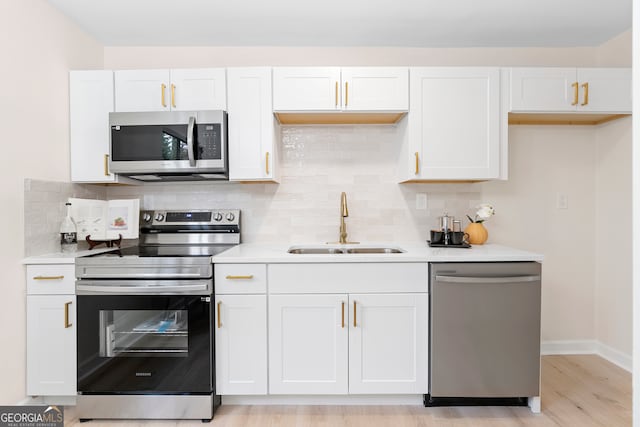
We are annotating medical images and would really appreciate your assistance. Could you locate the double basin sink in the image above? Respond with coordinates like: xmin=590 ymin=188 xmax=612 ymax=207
xmin=288 ymin=245 xmax=405 ymax=255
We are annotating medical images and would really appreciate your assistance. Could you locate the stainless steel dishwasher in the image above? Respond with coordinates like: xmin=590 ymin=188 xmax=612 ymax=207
xmin=427 ymin=262 xmax=541 ymax=406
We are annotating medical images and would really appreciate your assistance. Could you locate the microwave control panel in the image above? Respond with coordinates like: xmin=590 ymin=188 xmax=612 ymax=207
xmin=197 ymin=124 xmax=221 ymax=160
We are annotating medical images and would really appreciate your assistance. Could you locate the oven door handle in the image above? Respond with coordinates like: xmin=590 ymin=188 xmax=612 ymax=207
xmin=76 ymin=281 xmax=211 ymax=295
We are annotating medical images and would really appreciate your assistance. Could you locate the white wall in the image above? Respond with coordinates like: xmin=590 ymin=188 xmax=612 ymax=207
xmin=479 ymin=126 xmax=598 ymax=343
xmin=0 ymin=1 xmax=103 ymax=404
xmin=595 ymin=117 xmax=632 ymax=359
xmin=103 ymin=46 xmax=599 ymax=69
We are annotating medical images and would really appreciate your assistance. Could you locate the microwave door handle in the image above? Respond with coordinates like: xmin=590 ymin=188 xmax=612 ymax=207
xmin=187 ymin=116 xmax=196 ymax=167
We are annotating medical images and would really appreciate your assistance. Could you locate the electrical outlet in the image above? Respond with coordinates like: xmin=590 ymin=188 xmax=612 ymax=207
xmin=416 ymin=193 xmax=427 ymax=210
xmin=556 ymin=193 xmax=568 ymax=209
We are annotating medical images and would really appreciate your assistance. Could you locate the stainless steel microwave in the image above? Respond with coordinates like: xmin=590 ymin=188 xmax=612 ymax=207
xmin=109 ymin=110 xmax=228 ymax=181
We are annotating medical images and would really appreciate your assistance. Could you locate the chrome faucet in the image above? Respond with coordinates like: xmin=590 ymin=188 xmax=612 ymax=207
xmin=339 ymin=192 xmax=349 ymax=244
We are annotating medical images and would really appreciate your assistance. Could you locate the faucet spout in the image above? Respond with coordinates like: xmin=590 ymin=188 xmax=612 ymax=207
xmin=339 ymin=192 xmax=349 ymax=244
xmin=341 ymin=192 xmax=349 ymax=218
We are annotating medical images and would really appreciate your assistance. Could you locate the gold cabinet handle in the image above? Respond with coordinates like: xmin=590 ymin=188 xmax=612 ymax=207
xmin=353 ymin=301 xmax=357 ymax=327
xmin=217 ymin=301 xmax=222 ymax=328
xmin=225 ymin=275 xmax=254 ymax=280
xmin=265 ymin=152 xmax=270 ymax=175
xmin=171 ymin=84 xmax=176 ymax=108
xmin=341 ymin=302 xmax=345 ymax=328
xmin=345 ymin=81 xmax=349 ymax=107
xmin=161 ymin=83 xmax=167 ymax=107
xmin=414 ymin=152 xmax=420 ymax=175
xmin=64 ymin=301 xmax=72 ymax=328
xmin=104 ymin=154 xmax=110 ymax=176
xmin=33 ymin=275 xmax=64 ymax=280
xmin=581 ymin=82 xmax=589 ymax=106
xmin=571 ymin=82 xmax=579 ymax=106
xmin=335 ymin=81 xmax=339 ymax=107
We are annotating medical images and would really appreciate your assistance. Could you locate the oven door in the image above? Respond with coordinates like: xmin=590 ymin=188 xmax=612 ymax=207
xmin=77 ymin=294 xmax=212 ymax=394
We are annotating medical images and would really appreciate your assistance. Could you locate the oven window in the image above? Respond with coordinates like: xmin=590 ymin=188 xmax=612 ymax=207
xmin=100 ymin=309 xmax=188 ymax=358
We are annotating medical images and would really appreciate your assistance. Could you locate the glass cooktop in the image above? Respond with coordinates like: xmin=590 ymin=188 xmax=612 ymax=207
xmin=87 ymin=245 xmax=235 ymax=258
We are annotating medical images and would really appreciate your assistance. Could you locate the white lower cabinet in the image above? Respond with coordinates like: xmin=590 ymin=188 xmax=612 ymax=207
xmin=268 ymin=291 xmax=429 ymax=395
xmin=217 ymin=262 xmax=429 ymax=397
xmin=215 ymin=294 xmax=268 ymax=395
xmin=349 ymin=294 xmax=429 ymax=394
xmin=26 ymin=295 xmax=76 ymax=396
xmin=268 ymin=294 xmax=349 ymax=394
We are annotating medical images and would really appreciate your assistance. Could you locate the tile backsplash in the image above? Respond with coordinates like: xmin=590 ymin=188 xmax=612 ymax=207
xmin=24 ymin=126 xmax=482 ymax=254
xmin=24 ymin=179 xmax=106 ymax=256
xmin=106 ymin=125 xmax=481 ymax=244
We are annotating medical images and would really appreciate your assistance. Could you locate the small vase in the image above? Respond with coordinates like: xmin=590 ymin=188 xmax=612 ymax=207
xmin=465 ymin=222 xmax=488 ymax=245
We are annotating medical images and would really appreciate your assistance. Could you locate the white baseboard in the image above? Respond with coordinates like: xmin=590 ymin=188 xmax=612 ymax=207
xmin=596 ymin=342 xmax=633 ymax=372
xmin=541 ymin=340 xmax=598 ymax=355
xmin=541 ymin=340 xmax=632 ymax=372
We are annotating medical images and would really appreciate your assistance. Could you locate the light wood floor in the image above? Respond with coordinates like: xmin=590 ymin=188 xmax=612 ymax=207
xmin=66 ymin=354 xmax=631 ymax=427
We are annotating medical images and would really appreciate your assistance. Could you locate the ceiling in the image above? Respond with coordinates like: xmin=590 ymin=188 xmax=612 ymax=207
xmin=47 ymin=0 xmax=631 ymax=48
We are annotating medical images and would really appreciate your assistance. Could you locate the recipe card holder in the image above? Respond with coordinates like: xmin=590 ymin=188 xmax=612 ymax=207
xmin=86 ymin=234 xmax=123 ymax=250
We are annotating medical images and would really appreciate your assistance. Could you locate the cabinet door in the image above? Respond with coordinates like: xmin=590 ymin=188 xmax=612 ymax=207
xmin=269 ymin=294 xmax=348 ymax=394
xmin=273 ymin=67 xmax=341 ymax=111
xmin=409 ymin=67 xmax=501 ymax=180
xmin=27 ymin=295 xmax=76 ymax=396
xmin=341 ymin=67 xmax=408 ymax=111
xmin=69 ymin=71 xmax=116 ymax=183
xmin=509 ymin=68 xmax=577 ymax=112
xmin=215 ymin=295 xmax=267 ymax=395
xmin=114 ymin=69 xmax=170 ymax=112
xmin=227 ymin=68 xmax=276 ymax=181
xmin=576 ymin=68 xmax=631 ymax=113
xmin=170 ymin=68 xmax=226 ymax=111
xmin=349 ymin=294 xmax=428 ymax=394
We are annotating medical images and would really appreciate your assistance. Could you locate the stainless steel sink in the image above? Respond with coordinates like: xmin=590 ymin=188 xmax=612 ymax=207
xmin=345 ymin=247 xmax=404 ymax=254
xmin=287 ymin=247 xmax=346 ymax=254
xmin=287 ymin=246 xmax=405 ymax=254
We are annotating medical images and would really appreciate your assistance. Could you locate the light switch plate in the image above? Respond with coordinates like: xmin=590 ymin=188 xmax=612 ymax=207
xmin=416 ymin=193 xmax=427 ymax=210
xmin=556 ymin=193 xmax=568 ymax=209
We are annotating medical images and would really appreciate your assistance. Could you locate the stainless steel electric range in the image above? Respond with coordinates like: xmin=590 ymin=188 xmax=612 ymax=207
xmin=74 ymin=209 xmax=240 ymax=422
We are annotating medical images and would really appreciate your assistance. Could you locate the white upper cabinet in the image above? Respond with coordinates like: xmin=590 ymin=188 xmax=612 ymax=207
xmin=169 ymin=68 xmax=227 ymax=111
xmin=69 ymin=70 xmax=121 ymax=183
xmin=341 ymin=67 xmax=409 ymax=111
xmin=227 ymin=67 xmax=277 ymax=181
xmin=509 ymin=67 xmax=631 ymax=113
xmin=273 ymin=67 xmax=341 ymax=111
xmin=403 ymin=67 xmax=501 ymax=181
xmin=273 ymin=67 xmax=408 ymax=111
xmin=115 ymin=69 xmax=169 ymax=112
xmin=114 ymin=68 xmax=226 ymax=112
xmin=575 ymin=68 xmax=631 ymax=113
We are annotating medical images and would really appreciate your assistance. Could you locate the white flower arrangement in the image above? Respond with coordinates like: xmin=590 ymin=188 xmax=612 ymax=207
xmin=467 ymin=203 xmax=495 ymax=224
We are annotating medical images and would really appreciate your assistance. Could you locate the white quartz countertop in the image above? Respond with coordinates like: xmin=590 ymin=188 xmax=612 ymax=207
xmin=211 ymin=243 xmax=544 ymax=263
xmin=22 ymin=247 xmax=121 ymax=264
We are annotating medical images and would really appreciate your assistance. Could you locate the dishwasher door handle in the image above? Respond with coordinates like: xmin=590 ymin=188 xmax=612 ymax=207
xmin=435 ymin=275 xmax=541 ymax=284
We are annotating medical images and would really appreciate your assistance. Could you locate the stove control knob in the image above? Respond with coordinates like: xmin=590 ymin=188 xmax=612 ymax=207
xmin=142 ymin=213 xmax=152 ymax=222
xmin=214 ymin=212 xmax=223 ymax=222
xmin=226 ymin=212 xmax=235 ymax=222
xmin=155 ymin=213 xmax=165 ymax=222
